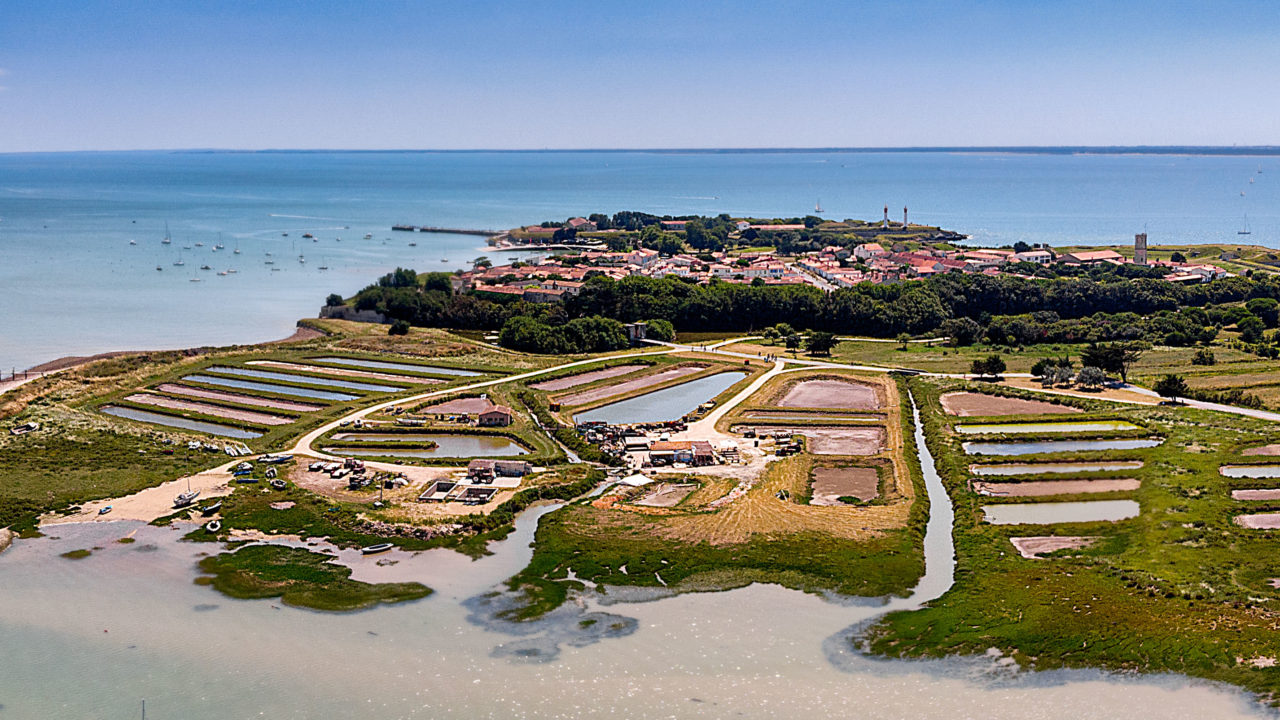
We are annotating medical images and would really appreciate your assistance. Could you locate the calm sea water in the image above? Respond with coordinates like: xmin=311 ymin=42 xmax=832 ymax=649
xmin=0 ymin=150 xmax=1275 ymax=370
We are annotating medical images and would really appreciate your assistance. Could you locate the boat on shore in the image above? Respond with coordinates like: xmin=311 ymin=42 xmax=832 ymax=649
xmin=361 ymin=543 xmax=394 ymax=555
xmin=200 ymin=501 xmax=222 ymax=516
xmin=270 ymin=479 xmax=286 ymax=490
xmin=173 ymin=489 xmax=200 ymax=508
xmin=98 ymin=506 xmax=112 ymax=516
xmin=205 ymin=520 xmax=221 ymax=533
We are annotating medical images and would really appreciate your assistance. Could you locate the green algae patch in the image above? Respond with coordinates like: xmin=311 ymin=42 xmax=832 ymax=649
xmin=196 ymin=545 xmax=431 ymax=612
xmin=61 ymin=548 xmax=92 ymax=559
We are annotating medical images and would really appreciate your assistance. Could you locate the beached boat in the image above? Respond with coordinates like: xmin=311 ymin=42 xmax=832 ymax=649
xmin=200 ymin=501 xmax=222 ymax=516
xmin=259 ymin=454 xmax=293 ymax=464
xmin=173 ymin=489 xmax=200 ymax=508
xmin=205 ymin=520 xmax=221 ymax=533
xmin=361 ymin=543 xmax=394 ymax=555
xmin=98 ymin=506 xmax=112 ymax=515
xmin=270 ymin=479 xmax=286 ymax=490
xmin=10 ymin=422 xmax=39 ymax=436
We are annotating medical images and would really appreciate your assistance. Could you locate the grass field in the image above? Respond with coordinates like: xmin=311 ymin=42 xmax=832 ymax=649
xmin=864 ymin=377 xmax=1280 ymax=706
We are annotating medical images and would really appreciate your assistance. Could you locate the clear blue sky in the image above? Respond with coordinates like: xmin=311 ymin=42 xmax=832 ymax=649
xmin=2 ymin=0 xmax=1277 ymax=151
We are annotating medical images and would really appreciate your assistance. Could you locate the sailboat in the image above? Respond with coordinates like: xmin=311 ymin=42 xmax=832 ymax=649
xmin=1239 ymin=214 xmax=1252 ymax=235
xmin=174 ymin=476 xmax=200 ymax=508
xmin=233 ymin=240 xmax=241 ymax=255
xmin=162 ymin=222 xmax=172 ymax=245
xmin=213 ymin=232 xmax=224 ymax=251
xmin=318 ymin=257 xmax=329 ymax=270
xmin=814 ymin=199 xmax=823 ymax=213
xmin=173 ymin=252 xmax=185 ymax=267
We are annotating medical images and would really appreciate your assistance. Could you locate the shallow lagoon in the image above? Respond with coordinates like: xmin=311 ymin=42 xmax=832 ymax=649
xmin=970 ymin=461 xmax=1145 ymax=476
xmin=956 ymin=421 xmax=1141 ymax=435
xmin=1221 ymin=466 xmax=1280 ymax=479
xmin=101 ymin=405 xmax=262 ymax=439
xmin=575 ymin=371 xmax=747 ymax=425
xmin=964 ymin=439 xmax=1162 ymax=456
xmin=324 ymin=434 xmax=527 ymax=457
xmin=184 ymin=374 xmax=358 ymax=401
xmin=207 ymin=366 xmax=405 ymax=393
xmin=312 ymin=357 xmax=484 ymax=377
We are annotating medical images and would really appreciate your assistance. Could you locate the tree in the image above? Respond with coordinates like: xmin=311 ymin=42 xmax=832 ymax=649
xmin=1191 ymin=348 xmax=1216 ymax=366
xmin=325 ymin=293 xmax=344 ymax=307
xmin=762 ymin=327 xmax=780 ymax=343
xmin=805 ymin=331 xmax=838 ymax=355
xmin=1247 ymin=298 xmax=1280 ymax=328
xmin=940 ymin=317 xmax=983 ymax=347
xmin=1154 ymin=373 xmax=1190 ymax=403
xmin=388 ymin=320 xmax=410 ymax=336
xmin=970 ymin=355 xmax=1005 ymax=378
xmin=1013 ymin=241 xmax=1032 ymax=254
xmin=645 ymin=318 xmax=675 ymax=342
xmin=784 ymin=334 xmax=802 ymax=351
xmin=774 ymin=323 xmax=795 ymax=337
xmin=1081 ymin=341 xmax=1144 ymax=383
xmin=1170 ymin=251 xmax=1187 ymax=264
xmin=1076 ymin=366 xmax=1108 ymax=388
xmin=897 ymin=332 xmax=911 ymax=351
xmin=1238 ymin=315 xmax=1266 ymax=343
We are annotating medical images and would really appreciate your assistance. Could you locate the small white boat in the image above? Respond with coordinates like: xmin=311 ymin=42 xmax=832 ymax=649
xmin=363 ymin=233 xmax=373 ymax=239
xmin=129 ymin=240 xmax=137 ymax=245
xmin=195 ymin=242 xmax=204 ymax=247
xmin=217 ymin=271 xmax=228 ymax=276
xmin=173 ymin=489 xmax=200 ymax=508
xmin=361 ymin=543 xmax=394 ymax=555
xmin=200 ymin=264 xmax=211 ymax=270
xmin=98 ymin=506 xmax=113 ymax=516
xmin=205 ymin=520 xmax=221 ymax=533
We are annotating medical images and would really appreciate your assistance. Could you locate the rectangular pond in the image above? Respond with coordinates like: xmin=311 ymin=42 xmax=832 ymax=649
xmin=325 ymin=434 xmax=527 ymax=457
xmin=956 ymin=421 xmax=1141 ymax=435
xmin=574 ymin=372 xmax=747 ymax=425
xmin=206 ymin=366 xmax=404 ymax=393
xmin=101 ymin=405 xmax=262 ymax=439
xmin=311 ymin=357 xmax=483 ymax=377
xmin=1221 ymin=466 xmax=1280 ymax=478
xmin=970 ymin=461 xmax=1145 ymax=476
xmin=963 ymin=439 xmax=1161 ymax=456
xmin=982 ymin=499 xmax=1140 ymax=525
xmin=183 ymin=374 xmax=357 ymax=402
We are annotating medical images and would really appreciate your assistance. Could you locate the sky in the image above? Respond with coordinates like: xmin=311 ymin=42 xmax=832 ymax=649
xmin=1 ymin=0 xmax=1278 ymax=151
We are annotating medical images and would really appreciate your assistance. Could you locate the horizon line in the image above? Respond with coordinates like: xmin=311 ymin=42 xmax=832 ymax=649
xmin=3 ymin=144 xmax=1280 ymax=157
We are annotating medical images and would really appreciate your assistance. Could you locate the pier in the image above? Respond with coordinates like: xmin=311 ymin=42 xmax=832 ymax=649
xmin=391 ymin=225 xmax=503 ymax=237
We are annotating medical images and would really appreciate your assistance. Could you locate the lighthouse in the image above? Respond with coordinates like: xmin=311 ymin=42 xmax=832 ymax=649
xmin=882 ymin=204 xmax=889 ymax=228
xmin=903 ymin=206 xmax=908 ymax=228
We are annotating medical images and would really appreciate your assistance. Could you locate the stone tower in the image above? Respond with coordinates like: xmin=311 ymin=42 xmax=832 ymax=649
xmin=1134 ymin=233 xmax=1148 ymax=264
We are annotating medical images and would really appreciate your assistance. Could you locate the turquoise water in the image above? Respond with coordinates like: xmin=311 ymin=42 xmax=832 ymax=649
xmin=2 ymin=150 xmax=1276 ymax=370
xmin=205 ymin=365 xmax=404 ymax=392
xmin=100 ymin=405 xmax=262 ymax=438
xmin=312 ymin=357 xmax=484 ymax=376
xmin=964 ymin=438 xmax=1162 ymax=456
xmin=575 ymin=372 xmax=747 ymax=424
xmin=182 ymin=374 xmax=357 ymax=401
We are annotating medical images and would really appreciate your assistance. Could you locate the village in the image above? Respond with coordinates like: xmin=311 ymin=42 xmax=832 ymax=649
xmin=455 ymin=222 xmax=1234 ymax=301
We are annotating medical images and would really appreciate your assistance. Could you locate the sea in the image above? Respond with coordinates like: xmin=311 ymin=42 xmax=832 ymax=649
xmin=0 ymin=149 xmax=1275 ymax=370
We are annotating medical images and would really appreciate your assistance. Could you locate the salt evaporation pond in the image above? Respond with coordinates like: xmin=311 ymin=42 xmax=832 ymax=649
xmin=100 ymin=405 xmax=262 ymax=439
xmin=575 ymin=371 xmax=747 ymax=425
xmin=1221 ymin=466 xmax=1280 ymax=479
xmin=982 ymin=499 xmax=1141 ymax=525
xmin=1 ymin=393 xmax=1266 ymax=718
xmin=970 ymin=461 xmax=1145 ymax=476
xmin=324 ymin=435 xmax=527 ymax=457
xmin=956 ymin=421 xmax=1141 ymax=435
xmin=184 ymin=374 xmax=358 ymax=401
xmin=311 ymin=356 xmax=484 ymax=376
xmin=964 ymin=439 xmax=1161 ymax=456
xmin=207 ymin=366 xmax=405 ymax=393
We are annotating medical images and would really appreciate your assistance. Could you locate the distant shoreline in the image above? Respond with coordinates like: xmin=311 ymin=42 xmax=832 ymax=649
xmin=3 ymin=146 xmax=1280 ymax=157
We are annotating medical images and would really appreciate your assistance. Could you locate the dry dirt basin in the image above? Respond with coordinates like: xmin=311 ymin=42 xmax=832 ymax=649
xmin=531 ymin=365 xmax=647 ymax=391
xmin=974 ymin=478 xmax=1140 ymax=497
xmin=157 ymin=383 xmax=323 ymax=412
xmin=1235 ymin=513 xmax=1280 ymax=529
xmin=778 ymin=379 xmax=881 ymax=410
xmin=1232 ymin=489 xmax=1280 ymax=500
xmin=940 ymin=392 xmax=1082 ymax=417
xmin=124 ymin=393 xmax=293 ymax=425
xmin=810 ymin=466 xmax=880 ymax=505
xmin=556 ymin=365 xmax=705 ymax=407
xmin=1243 ymin=444 xmax=1280 ymax=456
xmin=634 ymin=483 xmax=697 ymax=507
xmin=1010 ymin=536 xmax=1099 ymax=558
xmin=764 ymin=426 xmax=886 ymax=455
xmin=421 ymin=397 xmax=495 ymax=414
